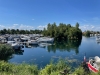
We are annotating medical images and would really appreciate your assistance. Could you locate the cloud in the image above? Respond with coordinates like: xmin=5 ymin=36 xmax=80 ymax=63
xmin=19 ymin=24 xmax=34 ymax=30
xmin=13 ymin=24 xmax=19 ymax=26
xmin=37 ymin=25 xmax=47 ymax=30
xmin=0 ymin=25 xmax=6 ymax=28
xmin=0 ymin=24 xmax=34 ymax=30
xmin=79 ymin=24 xmax=100 ymax=31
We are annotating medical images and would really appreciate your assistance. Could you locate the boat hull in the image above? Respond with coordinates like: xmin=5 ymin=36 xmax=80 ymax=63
xmin=87 ymin=62 xmax=99 ymax=73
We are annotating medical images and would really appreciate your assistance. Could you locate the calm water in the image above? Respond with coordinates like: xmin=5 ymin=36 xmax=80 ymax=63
xmin=8 ymin=36 xmax=100 ymax=67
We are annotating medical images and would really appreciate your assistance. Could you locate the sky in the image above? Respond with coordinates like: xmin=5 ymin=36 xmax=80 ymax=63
xmin=0 ymin=0 xmax=100 ymax=31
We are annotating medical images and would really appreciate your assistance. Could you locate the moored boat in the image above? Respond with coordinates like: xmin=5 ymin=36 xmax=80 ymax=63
xmin=7 ymin=41 xmax=23 ymax=50
xmin=87 ymin=56 xmax=100 ymax=73
xmin=28 ymin=40 xmax=39 ymax=45
xmin=37 ymin=37 xmax=54 ymax=43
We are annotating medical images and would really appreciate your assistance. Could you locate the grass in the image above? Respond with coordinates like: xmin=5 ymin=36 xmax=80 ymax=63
xmin=0 ymin=58 xmax=70 ymax=75
xmin=0 ymin=59 xmax=100 ymax=75
xmin=0 ymin=61 xmax=38 ymax=75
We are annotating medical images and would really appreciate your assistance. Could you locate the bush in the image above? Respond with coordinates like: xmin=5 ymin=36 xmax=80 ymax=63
xmin=0 ymin=61 xmax=38 ymax=75
xmin=0 ymin=44 xmax=14 ymax=61
xmin=39 ymin=58 xmax=70 ymax=75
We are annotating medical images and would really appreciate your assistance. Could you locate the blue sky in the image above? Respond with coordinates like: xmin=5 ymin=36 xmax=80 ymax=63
xmin=0 ymin=0 xmax=100 ymax=31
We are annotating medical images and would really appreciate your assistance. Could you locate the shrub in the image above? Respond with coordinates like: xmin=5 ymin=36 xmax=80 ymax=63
xmin=0 ymin=61 xmax=38 ymax=75
xmin=0 ymin=44 xmax=14 ymax=61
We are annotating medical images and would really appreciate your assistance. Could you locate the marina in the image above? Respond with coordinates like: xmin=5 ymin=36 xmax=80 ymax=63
xmin=0 ymin=35 xmax=99 ymax=68
xmin=0 ymin=34 xmax=54 ymax=50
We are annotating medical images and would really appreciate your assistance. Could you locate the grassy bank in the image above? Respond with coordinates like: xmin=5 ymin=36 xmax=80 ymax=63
xmin=0 ymin=61 xmax=38 ymax=75
xmin=0 ymin=60 xmax=100 ymax=75
xmin=0 ymin=59 xmax=68 ymax=75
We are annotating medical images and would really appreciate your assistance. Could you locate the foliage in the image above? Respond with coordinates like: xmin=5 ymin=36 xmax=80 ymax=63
xmin=39 ymin=58 xmax=71 ymax=75
xmin=0 ymin=29 xmax=42 ymax=34
xmin=42 ymin=22 xmax=82 ymax=40
xmin=0 ymin=44 xmax=14 ymax=61
xmin=83 ymin=30 xmax=91 ymax=37
xmin=0 ymin=22 xmax=82 ymax=40
xmin=0 ymin=61 xmax=38 ymax=75
xmin=0 ymin=59 xmax=70 ymax=75
xmin=0 ymin=59 xmax=100 ymax=75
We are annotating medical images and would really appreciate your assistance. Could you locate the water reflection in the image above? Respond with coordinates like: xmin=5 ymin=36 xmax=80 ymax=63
xmin=8 ymin=37 xmax=100 ymax=67
xmin=97 ymin=41 xmax=100 ymax=45
xmin=0 ymin=49 xmax=24 ymax=61
xmin=25 ymin=44 xmax=38 ymax=48
xmin=14 ymin=50 xmax=24 ymax=55
xmin=24 ymin=42 xmax=53 ymax=48
xmin=22 ymin=39 xmax=82 ymax=54
xmin=47 ymin=39 xmax=82 ymax=54
xmin=0 ymin=54 xmax=13 ymax=61
xmin=38 ymin=42 xmax=53 ymax=48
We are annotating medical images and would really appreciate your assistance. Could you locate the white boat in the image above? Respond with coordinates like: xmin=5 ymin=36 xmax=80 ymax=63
xmin=20 ymin=35 xmax=30 ymax=42
xmin=96 ymin=38 xmax=100 ymax=41
xmin=87 ymin=56 xmax=100 ymax=73
xmin=38 ymin=42 xmax=53 ymax=48
xmin=7 ymin=41 xmax=23 ymax=50
xmin=37 ymin=37 xmax=54 ymax=43
xmin=28 ymin=40 xmax=39 ymax=45
xmin=96 ymin=36 xmax=100 ymax=41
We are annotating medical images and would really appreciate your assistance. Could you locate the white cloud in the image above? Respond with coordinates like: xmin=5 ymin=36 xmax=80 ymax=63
xmin=37 ymin=25 xmax=47 ymax=30
xmin=13 ymin=24 xmax=19 ymax=26
xmin=79 ymin=24 xmax=100 ymax=31
xmin=0 ymin=24 xmax=34 ymax=30
xmin=19 ymin=24 xmax=34 ymax=30
xmin=0 ymin=25 xmax=6 ymax=29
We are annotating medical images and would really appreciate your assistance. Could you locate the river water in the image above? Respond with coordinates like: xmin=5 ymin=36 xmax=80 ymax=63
xmin=8 ymin=36 xmax=100 ymax=67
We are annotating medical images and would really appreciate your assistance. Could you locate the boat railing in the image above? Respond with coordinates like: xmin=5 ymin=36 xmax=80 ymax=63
xmin=89 ymin=57 xmax=95 ymax=61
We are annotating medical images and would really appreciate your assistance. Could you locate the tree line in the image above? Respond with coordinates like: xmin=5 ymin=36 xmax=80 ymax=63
xmin=83 ymin=30 xmax=100 ymax=37
xmin=42 ymin=22 xmax=82 ymax=40
xmin=0 ymin=29 xmax=42 ymax=34
xmin=0 ymin=22 xmax=82 ymax=40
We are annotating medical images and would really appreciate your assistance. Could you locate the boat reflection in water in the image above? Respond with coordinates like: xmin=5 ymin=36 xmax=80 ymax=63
xmin=38 ymin=42 xmax=53 ymax=48
xmin=24 ymin=42 xmax=54 ymax=48
xmin=25 ymin=44 xmax=39 ymax=48
xmin=7 ymin=38 xmax=82 ymax=68
xmin=23 ymin=39 xmax=82 ymax=54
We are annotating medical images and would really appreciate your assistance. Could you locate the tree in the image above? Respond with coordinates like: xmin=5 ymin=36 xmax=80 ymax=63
xmin=84 ymin=31 xmax=91 ymax=37
xmin=75 ymin=22 xmax=79 ymax=28
xmin=42 ymin=22 xmax=82 ymax=40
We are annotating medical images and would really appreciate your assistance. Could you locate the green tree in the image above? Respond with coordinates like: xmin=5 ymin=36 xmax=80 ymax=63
xmin=75 ymin=22 xmax=79 ymax=28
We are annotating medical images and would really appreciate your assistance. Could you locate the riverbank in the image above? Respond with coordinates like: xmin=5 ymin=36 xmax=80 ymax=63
xmin=0 ymin=60 xmax=100 ymax=75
